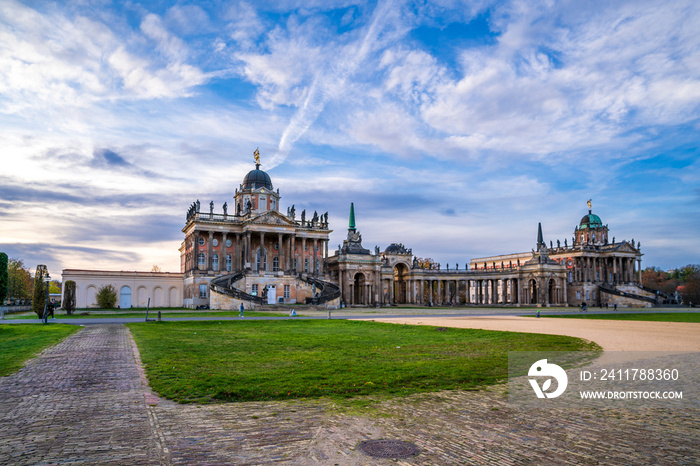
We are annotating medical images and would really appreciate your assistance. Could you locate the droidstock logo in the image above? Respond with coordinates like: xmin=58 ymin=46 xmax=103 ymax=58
xmin=528 ymin=359 xmax=568 ymax=399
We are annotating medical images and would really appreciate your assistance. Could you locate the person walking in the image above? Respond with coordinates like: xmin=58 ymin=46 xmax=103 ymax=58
xmin=239 ymin=303 xmax=244 ymax=317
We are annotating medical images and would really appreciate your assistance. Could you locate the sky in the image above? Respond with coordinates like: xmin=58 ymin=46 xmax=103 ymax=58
xmin=1 ymin=0 xmax=699 ymax=279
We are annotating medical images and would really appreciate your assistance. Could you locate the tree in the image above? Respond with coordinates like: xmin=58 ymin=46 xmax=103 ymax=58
xmin=0 ymin=253 xmax=9 ymax=305
xmin=32 ymin=265 xmax=48 ymax=318
xmin=0 ymin=253 xmax=8 ymax=305
xmin=7 ymin=258 xmax=32 ymax=301
xmin=151 ymin=265 xmax=162 ymax=272
xmin=96 ymin=284 xmax=117 ymax=309
xmin=63 ymin=280 xmax=77 ymax=315
xmin=678 ymin=264 xmax=700 ymax=305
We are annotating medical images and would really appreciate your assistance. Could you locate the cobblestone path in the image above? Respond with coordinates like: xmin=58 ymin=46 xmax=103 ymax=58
xmin=0 ymin=325 xmax=163 ymax=465
xmin=1 ymin=324 xmax=698 ymax=465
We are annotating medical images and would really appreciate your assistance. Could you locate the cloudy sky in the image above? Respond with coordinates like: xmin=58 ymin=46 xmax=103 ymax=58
xmin=1 ymin=0 xmax=699 ymax=278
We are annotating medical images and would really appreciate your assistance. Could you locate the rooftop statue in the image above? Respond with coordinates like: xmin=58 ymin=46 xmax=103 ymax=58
xmin=253 ymin=147 xmax=260 ymax=166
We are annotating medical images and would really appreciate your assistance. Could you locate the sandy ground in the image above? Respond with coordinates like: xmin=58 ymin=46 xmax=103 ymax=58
xmin=361 ymin=315 xmax=700 ymax=351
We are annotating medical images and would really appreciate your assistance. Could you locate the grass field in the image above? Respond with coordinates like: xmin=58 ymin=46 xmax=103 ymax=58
xmin=0 ymin=324 xmax=81 ymax=376
xmin=540 ymin=312 xmax=700 ymax=323
xmin=128 ymin=320 xmax=600 ymax=404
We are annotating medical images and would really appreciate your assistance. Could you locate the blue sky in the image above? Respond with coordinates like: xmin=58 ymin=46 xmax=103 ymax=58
xmin=1 ymin=0 xmax=699 ymax=278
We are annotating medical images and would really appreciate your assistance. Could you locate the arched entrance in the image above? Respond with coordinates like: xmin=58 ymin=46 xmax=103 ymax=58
xmin=120 ymin=286 xmax=132 ymax=309
xmin=548 ymin=279 xmax=556 ymax=305
xmin=354 ymin=273 xmax=366 ymax=305
xmin=528 ymin=279 xmax=538 ymax=304
xmin=393 ymin=263 xmax=409 ymax=304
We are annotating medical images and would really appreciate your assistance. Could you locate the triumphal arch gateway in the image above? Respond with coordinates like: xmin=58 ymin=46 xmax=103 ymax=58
xmin=179 ymin=153 xmax=655 ymax=309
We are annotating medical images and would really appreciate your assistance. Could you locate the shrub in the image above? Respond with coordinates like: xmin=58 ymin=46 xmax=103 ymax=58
xmin=96 ymin=284 xmax=117 ymax=309
xmin=64 ymin=280 xmax=77 ymax=315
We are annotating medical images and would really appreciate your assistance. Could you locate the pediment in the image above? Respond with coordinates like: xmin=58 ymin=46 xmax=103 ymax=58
xmin=247 ymin=211 xmax=296 ymax=226
xmin=613 ymin=242 xmax=638 ymax=253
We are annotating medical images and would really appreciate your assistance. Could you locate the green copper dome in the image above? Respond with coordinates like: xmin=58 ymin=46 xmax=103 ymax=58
xmin=579 ymin=212 xmax=602 ymax=229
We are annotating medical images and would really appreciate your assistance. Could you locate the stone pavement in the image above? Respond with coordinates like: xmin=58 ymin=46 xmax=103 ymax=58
xmin=1 ymin=324 xmax=698 ymax=465
xmin=0 ymin=325 xmax=163 ymax=465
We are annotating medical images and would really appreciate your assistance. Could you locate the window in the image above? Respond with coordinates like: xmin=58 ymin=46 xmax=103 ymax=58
xmin=198 ymin=237 xmax=205 ymax=246
xmin=284 ymin=285 xmax=290 ymax=299
xmin=592 ymin=291 xmax=595 ymax=300
xmin=198 ymin=253 xmax=206 ymax=270
xmin=252 ymin=284 xmax=258 ymax=296
xmin=576 ymin=291 xmax=581 ymax=300
xmin=226 ymin=239 xmax=232 ymax=247
xmin=199 ymin=284 xmax=207 ymax=299
xmin=304 ymin=258 xmax=309 ymax=272
xmin=259 ymin=196 xmax=266 ymax=208
xmin=271 ymin=199 xmax=276 ymax=210
xmin=586 ymin=291 xmax=590 ymax=300
xmin=226 ymin=254 xmax=232 ymax=272
xmin=274 ymin=242 xmax=279 ymax=250
xmin=273 ymin=257 xmax=279 ymax=271
xmin=213 ymin=238 xmax=218 ymax=247
xmin=212 ymin=254 xmax=219 ymax=271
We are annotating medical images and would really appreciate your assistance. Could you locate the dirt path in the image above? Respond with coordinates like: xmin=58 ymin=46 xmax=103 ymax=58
xmin=361 ymin=315 xmax=700 ymax=351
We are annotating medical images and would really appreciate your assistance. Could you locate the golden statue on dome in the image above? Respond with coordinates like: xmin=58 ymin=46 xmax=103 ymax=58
xmin=253 ymin=147 xmax=260 ymax=166
xmin=587 ymin=199 xmax=592 ymax=210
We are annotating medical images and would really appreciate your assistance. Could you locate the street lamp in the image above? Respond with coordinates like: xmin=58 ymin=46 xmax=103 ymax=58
xmin=42 ymin=272 xmax=51 ymax=324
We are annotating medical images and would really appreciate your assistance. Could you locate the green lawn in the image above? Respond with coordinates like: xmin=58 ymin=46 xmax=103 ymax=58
xmin=540 ymin=312 xmax=700 ymax=323
xmin=128 ymin=320 xmax=600 ymax=404
xmin=0 ymin=324 xmax=81 ymax=376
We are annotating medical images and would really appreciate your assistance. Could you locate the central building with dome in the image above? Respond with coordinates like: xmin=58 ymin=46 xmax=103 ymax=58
xmin=180 ymin=158 xmax=338 ymax=309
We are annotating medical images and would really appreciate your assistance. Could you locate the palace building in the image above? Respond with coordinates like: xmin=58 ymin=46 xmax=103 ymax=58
xmin=63 ymin=153 xmax=662 ymax=309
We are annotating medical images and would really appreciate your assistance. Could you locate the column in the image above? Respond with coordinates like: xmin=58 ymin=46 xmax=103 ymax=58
xmin=222 ymin=232 xmax=228 ymax=272
xmin=338 ymin=270 xmax=344 ymax=304
xmin=259 ymin=232 xmax=265 ymax=272
xmin=291 ymin=235 xmax=296 ymax=271
xmin=349 ymin=283 xmax=354 ymax=305
xmin=246 ymin=232 xmax=252 ymax=266
xmin=301 ymin=237 xmax=307 ymax=273
xmin=208 ymin=231 xmax=213 ymax=271
xmin=313 ymin=239 xmax=319 ymax=275
xmin=278 ymin=233 xmax=283 ymax=272
xmin=193 ymin=231 xmax=199 ymax=272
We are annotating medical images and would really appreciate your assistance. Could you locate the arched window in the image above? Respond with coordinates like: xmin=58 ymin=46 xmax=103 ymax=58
xmin=212 ymin=254 xmax=219 ymax=271
xmin=273 ymin=257 xmax=279 ymax=271
xmin=198 ymin=253 xmax=206 ymax=270
xmin=226 ymin=254 xmax=232 ymax=272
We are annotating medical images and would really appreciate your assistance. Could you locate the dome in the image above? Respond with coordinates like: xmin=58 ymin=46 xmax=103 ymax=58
xmin=579 ymin=212 xmax=602 ymax=229
xmin=384 ymin=243 xmax=411 ymax=254
xmin=242 ymin=167 xmax=273 ymax=190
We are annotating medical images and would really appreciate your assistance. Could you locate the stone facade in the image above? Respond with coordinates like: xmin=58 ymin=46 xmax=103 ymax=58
xmin=62 ymin=156 xmax=650 ymax=310
xmin=181 ymin=160 xmax=334 ymax=309
xmin=61 ymin=269 xmax=183 ymax=309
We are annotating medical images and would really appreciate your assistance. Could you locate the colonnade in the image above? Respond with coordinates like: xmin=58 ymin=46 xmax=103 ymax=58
xmin=339 ymin=272 xmax=568 ymax=307
xmin=573 ymin=256 xmax=640 ymax=284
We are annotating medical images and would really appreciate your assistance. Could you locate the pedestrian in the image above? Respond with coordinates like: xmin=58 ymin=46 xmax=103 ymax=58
xmin=582 ymin=301 xmax=587 ymax=312
xmin=613 ymin=303 xmax=617 ymax=311
xmin=536 ymin=310 xmax=540 ymax=318
xmin=239 ymin=303 xmax=244 ymax=317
